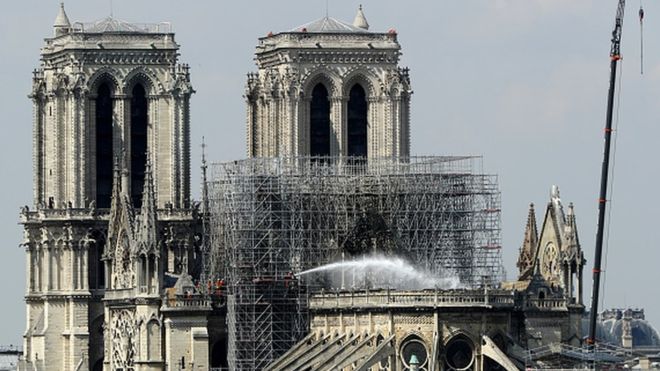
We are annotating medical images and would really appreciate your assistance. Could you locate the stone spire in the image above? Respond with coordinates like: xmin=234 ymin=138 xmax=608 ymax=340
xmin=53 ymin=2 xmax=71 ymax=37
xmin=564 ymin=203 xmax=578 ymax=243
xmin=108 ymin=157 xmax=135 ymax=238
xmin=107 ymin=159 xmax=125 ymax=243
xmin=201 ymin=137 xmax=209 ymax=215
xmin=562 ymin=202 xmax=582 ymax=264
xmin=353 ymin=4 xmax=370 ymax=30
xmin=517 ymin=203 xmax=539 ymax=279
xmin=136 ymin=157 xmax=158 ymax=256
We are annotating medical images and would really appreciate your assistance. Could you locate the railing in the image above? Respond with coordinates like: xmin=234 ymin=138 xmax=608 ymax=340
xmin=525 ymin=342 xmax=625 ymax=364
xmin=309 ymin=289 xmax=516 ymax=310
xmin=20 ymin=207 xmax=195 ymax=222
xmin=20 ymin=208 xmax=110 ymax=222
xmin=0 ymin=344 xmax=22 ymax=354
xmin=525 ymin=298 xmax=568 ymax=310
xmin=163 ymin=295 xmax=211 ymax=310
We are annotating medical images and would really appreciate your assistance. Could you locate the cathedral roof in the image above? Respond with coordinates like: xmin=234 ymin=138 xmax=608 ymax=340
xmin=82 ymin=16 xmax=154 ymax=33
xmin=290 ymin=16 xmax=371 ymax=34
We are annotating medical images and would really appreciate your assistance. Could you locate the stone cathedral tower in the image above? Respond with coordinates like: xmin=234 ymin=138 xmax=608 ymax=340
xmin=20 ymin=4 xmax=207 ymax=371
xmin=246 ymin=6 xmax=412 ymax=159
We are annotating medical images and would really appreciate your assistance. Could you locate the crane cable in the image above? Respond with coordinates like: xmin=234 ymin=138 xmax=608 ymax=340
xmin=640 ymin=1 xmax=645 ymax=75
xmin=600 ymin=58 xmax=624 ymax=312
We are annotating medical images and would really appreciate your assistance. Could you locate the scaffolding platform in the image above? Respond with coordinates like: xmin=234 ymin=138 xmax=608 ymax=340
xmin=207 ymin=156 xmax=503 ymax=370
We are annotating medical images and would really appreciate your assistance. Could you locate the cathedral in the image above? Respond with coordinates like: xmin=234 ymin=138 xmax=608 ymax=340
xmin=21 ymin=4 xmax=205 ymax=370
xmin=18 ymin=4 xmax=587 ymax=371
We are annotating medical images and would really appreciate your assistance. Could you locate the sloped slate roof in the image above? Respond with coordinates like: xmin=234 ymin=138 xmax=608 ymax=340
xmin=84 ymin=17 xmax=149 ymax=33
xmin=289 ymin=16 xmax=370 ymax=33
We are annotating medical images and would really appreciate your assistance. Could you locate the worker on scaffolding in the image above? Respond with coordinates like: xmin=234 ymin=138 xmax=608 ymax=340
xmin=214 ymin=278 xmax=225 ymax=296
xmin=284 ymin=271 xmax=297 ymax=290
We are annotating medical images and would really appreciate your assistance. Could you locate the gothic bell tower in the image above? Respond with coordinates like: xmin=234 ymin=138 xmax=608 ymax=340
xmin=20 ymin=4 xmax=199 ymax=371
xmin=246 ymin=6 xmax=412 ymax=159
xmin=31 ymin=4 xmax=193 ymax=210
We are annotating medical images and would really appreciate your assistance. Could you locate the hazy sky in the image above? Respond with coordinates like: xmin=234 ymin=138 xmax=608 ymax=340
xmin=1 ymin=0 xmax=659 ymax=345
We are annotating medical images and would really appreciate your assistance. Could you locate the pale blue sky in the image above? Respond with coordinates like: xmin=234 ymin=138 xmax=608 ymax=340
xmin=1 ymin=0 xmax=659 ymax=345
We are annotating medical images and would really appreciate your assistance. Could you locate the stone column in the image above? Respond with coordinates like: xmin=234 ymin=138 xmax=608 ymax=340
xmin=164 ymin=318 xmax=174 ymax=368
xmin=35 ymin=246 xmax=41 ymax=292
xmin=70 ymin=244 xmax=76 ymax=291
xmin=246 ymin=98 xmax=255 ymax=157
xmin=170 ymin=96 xmax=181 ymax=207
xmin=300 ymin=98 xmax=311 ymax=155
xmin=75 ymin=93 xmax=87 ymax=207
xmin=146 ymin=256 xmax=151 ymax=294
xmin=105 ymin=260 xmax=112 ymax=290
xmin=367 ymin=97 xmax=379 ymax=158
xmin=391 ymin=96 xmax=402 ymax=158
xmin=26 ymin=246 xmax=33 ymax=294
xmin=80 ymin=244 xmax=87 ymax=291
xmin=87 ymin=98 xmax=96 ymax=203
xmin=402 ymin=95 xmax=411 ymax=157
xmin=330 ymin=96 xmax=346 ymax=157
xmin=32 ymin=97 xmax=43 ymax=207
xmin=112 ymin=95 xmax=127 ymax=166
xmin=148 ymin=96 xmax=157 ymax=177
xmin=67 ymin=92 xmax=76 ymax=206
xmin=44 ymin=242 xmax=51 ymax=291
xmin=288 ymin=96 xmax=298 ymax=156
xmin=33 ymin=247 xmax=41 ymax=293
xmin=153 ymin=257 xmax=159 ymax=294
xmin=577 ymin=265 xmax=583 ymax=305
xmin=181 ymin=94 xmax=191 ymax=207
xmin=270 ymin=96 xmax=280 ymax=157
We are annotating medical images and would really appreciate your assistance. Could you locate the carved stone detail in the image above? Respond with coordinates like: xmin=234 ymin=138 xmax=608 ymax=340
xmin=110 ymin=308 xmax=138 ymax=369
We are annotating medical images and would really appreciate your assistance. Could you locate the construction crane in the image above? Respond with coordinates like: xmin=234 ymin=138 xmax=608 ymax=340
xmin=587 ymin=0 xmax=625 ymax=347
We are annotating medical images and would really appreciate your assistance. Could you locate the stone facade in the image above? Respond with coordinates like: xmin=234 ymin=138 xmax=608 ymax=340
xmin=246 ymin=11 xmax=412 ymax=159
xmin=509 ymin=185 xmax=586 ymax=308
xmin=269 ymin=188 xmax=588 ymax=370
xmin=269 ymin=289 xmax=583 ymax=371
xmin=30 ymin=5 xmax=193 ymax=211
xmin=20 ymin=5 xmax=210 ymax=371
xmin=19 ymin=5 xmax=589 ymax=371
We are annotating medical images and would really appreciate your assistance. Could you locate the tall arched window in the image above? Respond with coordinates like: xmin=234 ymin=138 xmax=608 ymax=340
xmin=95 ymin=83 xmax=113 ymax=208
xmin=130 ymin=84 xmax=148 ymax=208
xmin=347 ymin=84 xmax=368 ymax=157
xmin=147 ymin=320 xmax=161 ymax=360
xmin=309 ymin=83 xmax=330 ymax=156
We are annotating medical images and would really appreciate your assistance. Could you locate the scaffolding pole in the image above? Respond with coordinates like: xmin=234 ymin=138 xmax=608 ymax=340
xmin=208 ymin=156 xmax=503 ymax=370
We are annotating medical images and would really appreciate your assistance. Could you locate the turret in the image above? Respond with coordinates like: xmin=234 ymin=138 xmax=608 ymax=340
xmin=353 ymin=5 xmax=370 ymax=30
xmin=53 ymin=2 xmax=71 ymax=37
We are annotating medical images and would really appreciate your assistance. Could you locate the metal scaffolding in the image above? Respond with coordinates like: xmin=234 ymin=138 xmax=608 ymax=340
xmin=207 ymin=156 xmax=503 ymax=370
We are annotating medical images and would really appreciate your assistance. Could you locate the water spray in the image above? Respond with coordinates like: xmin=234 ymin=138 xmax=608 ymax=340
xmin=297 ymin=254 xmax=461 ymax=290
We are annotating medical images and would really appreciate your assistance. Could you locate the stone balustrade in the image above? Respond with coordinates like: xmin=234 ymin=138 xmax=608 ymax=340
xmin=309 ymin=289 xmax=517 ymax=310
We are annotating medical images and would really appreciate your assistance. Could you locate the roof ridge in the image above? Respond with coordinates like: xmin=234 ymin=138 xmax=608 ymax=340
xmin=289 ymin=15 xmax=370 ymax=34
